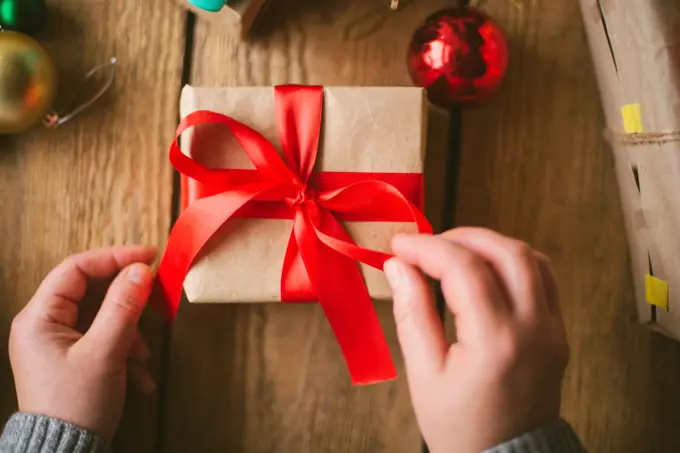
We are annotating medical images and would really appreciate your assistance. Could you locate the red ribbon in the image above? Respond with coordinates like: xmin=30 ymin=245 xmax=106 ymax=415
xmin=155 ymin=85 xmax=432 ymax=385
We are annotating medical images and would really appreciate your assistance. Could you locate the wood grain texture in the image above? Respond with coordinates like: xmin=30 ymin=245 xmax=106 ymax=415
xmin=0 ymin=1 xmax=184 ymax=452
xmin=160 ymin=1 xmax=451 ymax=452
xmin=456 ymin=1 xmax=680 ymax=451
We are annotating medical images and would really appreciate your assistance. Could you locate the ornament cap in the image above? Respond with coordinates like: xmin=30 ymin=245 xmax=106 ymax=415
xmin=188 ymin=0 xmax=226 ymax=12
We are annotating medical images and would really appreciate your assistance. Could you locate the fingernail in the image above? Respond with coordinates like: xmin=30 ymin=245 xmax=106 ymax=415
xmin=127 ymin=264 xmax=150 ymax=285
xmin=384 ymin=258 xmax=405 ymax=290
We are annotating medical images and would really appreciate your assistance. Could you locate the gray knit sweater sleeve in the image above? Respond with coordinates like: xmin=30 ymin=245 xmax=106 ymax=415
xmin=483 ymin=419 xmax=586 ymax=453
xmin=1 ymin=413 xmax=583 ymax=453
xmin=0 ymin=413 xmax=110 ymax=453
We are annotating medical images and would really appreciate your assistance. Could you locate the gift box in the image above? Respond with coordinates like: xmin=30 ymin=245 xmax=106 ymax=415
xmin=175 ymin=0 xmax=270 ymax=37
xmin=156 ymin=85 xmax=431 ymax=384
xmin=580 ymin=0 xmax=680 ymax=338
xmin=177 ymin=85 xmax=426 ymax=303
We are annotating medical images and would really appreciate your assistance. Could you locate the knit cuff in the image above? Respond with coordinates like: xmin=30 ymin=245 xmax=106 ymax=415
xmin=483 ymin=419 xmax=586 ymax=453
xmin=0 ymin=413 xmax=110 ymax=453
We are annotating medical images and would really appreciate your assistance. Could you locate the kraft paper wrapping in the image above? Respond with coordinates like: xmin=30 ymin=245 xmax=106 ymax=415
xmin=580 ymin=0 xmax=680 ymax=337
xmin=179 ymin=86 xmax=427 ymax=303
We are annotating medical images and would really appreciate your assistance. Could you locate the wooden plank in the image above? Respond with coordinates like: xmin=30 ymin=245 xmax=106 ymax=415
xmin=0 ymin=1 xmax=184 ymax=452
xmin=454 ymin=1 xmax=680 ymax=451
xmin=161 ymin=1 xmax=451 ymax=452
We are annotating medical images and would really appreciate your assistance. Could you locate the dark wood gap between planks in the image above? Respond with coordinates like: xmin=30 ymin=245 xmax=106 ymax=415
xmin=423 ymin=0 xmax=469 ymax=451
xmin=154 ymin=9 xmax=197 ymax=453
xmin=422 ymin=109 xmax=462 ymax=453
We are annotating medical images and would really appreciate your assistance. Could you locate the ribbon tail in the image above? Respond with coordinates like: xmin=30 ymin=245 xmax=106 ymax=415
xmin=309 ymin=204 xmax=391 ymax=270
xmin=294 ymin=206 xmax=396 ymax=384
xmin=313 ymin=206 xmax=390 ymax=269
xmin=154 ymin=183 xmax=274 ymax=323
xmin=319 ymin=180 xmax=433 ymax=235
xmin=281 ymin=229 xmax=315 ymax=302
xmin=315 ymin=227 xmax=391 ymax=270
xmin=313 ymin=181 xmax=435 ymax=269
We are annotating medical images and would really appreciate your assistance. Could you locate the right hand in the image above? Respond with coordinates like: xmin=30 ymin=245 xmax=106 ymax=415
xmin=384 ymin=228 xmax=569 ymax=453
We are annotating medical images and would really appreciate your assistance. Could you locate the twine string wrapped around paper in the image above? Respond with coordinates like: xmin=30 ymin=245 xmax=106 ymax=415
xmin=606 ymin=129 xmax=680 ymax=146
xmin=154 ymin=85 xmax=432 ymax=385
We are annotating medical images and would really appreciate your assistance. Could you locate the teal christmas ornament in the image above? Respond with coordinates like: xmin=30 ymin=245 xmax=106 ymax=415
xmin=0 ymin=0 xmax=47 ymax=36
xmin=188 ymin=0 xmax=226 ymax=12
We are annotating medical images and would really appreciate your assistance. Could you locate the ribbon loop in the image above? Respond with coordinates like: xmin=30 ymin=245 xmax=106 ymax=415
xmin=155 ymin=85 xmax=432 ymax=385
xmin=275 ymin=85 xmax=323 ymax=182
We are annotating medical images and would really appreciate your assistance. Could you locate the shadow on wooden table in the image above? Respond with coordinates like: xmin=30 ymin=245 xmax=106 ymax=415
xmin=160 ymin=300 xmax=415 ymax=453
xmin=0 ymin=135 xmax=20 ymax=154
xmin=248 ymin=0 xmax=436 ymax=44
xmin=38 ymin=5 xmax=87 ymax=89
xmin=645 ymin=6 xmax=680 ymax=450
xmin=160 ymin=302 xmax=245 ymax=451
xmin=38 ymin=4 xmax=116 ymax=126
xmin=647 ymin=334 xmax=680 ymax=451
xmin=249 ymin=0 xmax=351 ymax=41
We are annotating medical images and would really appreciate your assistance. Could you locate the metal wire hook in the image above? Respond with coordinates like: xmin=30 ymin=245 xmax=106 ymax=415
xmin=43 ymin=57 xmax=117 ymax=127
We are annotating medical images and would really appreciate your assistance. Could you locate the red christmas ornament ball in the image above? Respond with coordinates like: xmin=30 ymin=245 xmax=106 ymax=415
xmin=407 ymin=7 xmax=509 ymax=109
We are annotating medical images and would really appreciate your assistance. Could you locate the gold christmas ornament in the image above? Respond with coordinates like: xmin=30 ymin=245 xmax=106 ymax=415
xmin=0 ymin=31 xmax=55 ymax=134
xmin=0 ymin=31 xmax=117 ymax=134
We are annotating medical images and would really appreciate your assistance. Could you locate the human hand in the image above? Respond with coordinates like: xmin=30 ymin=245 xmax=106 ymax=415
xmin=9 ymin=246 xmax=158 ymax=441
xmin=384 ymin=228 xmax=569 ymax=453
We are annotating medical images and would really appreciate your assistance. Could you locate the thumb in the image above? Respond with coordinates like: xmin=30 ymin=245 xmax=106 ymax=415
xmin=384 ymin=258 xmax=447 ymax=381
xmin=84 ymin=263 xmax=154 ymax=359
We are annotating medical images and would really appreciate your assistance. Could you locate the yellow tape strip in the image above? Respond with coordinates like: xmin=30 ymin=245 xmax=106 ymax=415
xmin=645 ymin=274 xmax=669 ymax=311
xmin=621 ymin=103 xmax=644 ymax=133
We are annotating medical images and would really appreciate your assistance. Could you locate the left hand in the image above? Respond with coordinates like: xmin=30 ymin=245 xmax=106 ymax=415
xmin=9 ymin=246 xmax=158 ymax=441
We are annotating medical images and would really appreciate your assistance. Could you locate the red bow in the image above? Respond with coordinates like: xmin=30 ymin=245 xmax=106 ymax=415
xmin=155 ymin=85 xmax=432 ymax=385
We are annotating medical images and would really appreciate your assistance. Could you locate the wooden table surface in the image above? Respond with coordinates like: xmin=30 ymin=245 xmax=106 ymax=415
xmin=2 ymin=0 xmax=680 ymax=452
